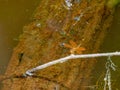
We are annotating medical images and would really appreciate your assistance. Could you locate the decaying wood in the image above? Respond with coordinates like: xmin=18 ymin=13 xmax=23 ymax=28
xmin=1 ymin=0 xmax=114 ymax=90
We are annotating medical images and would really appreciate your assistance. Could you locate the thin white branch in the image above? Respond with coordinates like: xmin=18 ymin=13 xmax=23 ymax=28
xmin=104 ymin=56 xmax=116 ymax=90
xmin=25 ymin=51 xmax=120 ymax=76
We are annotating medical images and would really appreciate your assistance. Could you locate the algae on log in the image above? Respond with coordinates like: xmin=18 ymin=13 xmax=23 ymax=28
xmin=107 ymin=0 xmax=120 ymax=8
xmin=1 ymin=0 xmax=114 ymax=90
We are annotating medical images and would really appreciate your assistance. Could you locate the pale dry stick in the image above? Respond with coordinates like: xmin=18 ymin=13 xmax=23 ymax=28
xmin=25 ymin=52 xmax=120 ymax=76
xmin=108 ymin=70 xmax=111 ymax=90
xmin=104 ymin=67 xmax=111 ymax=90
xmin=104 ymin=56 xmax=116 ymax=90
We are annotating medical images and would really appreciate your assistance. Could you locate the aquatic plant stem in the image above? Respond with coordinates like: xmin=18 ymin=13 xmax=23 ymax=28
xmin=25 ymin=51 xmax=120 ymax=76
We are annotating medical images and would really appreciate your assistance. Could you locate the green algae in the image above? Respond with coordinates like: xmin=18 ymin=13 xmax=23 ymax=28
xmin=107 ymin=0 xmax=120 ymax=8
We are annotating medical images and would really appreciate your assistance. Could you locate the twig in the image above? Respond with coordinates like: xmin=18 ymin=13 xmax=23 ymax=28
xmin=25 ymin=51 xmax=120 ymax=76
xmin=104 ymin=56 xmax=116 ymax=90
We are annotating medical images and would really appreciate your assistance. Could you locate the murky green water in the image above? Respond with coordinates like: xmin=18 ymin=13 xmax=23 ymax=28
xmin=0 ymin=0 xmax=40 ymax=74
xmin=92 ymin=6 xmax=120 ymax=90
xmin=101 ymin=6 xmax=120 ymax=90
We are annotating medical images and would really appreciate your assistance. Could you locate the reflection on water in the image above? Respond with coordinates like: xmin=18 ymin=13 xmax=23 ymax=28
xmin=0 ymin=0 xmax=40 ymax=74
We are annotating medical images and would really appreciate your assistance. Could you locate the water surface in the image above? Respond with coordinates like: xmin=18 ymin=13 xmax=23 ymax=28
xmin=93 ymin=6 xmax=120 ymax=89
xmin=101 ymin=6 xmax=120 ymax=89
xmin=0 ymin=0 xmax=40 ymax=74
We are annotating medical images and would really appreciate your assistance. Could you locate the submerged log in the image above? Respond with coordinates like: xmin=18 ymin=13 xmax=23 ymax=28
xmin=1 ymin=0 xmax=115 ymax=90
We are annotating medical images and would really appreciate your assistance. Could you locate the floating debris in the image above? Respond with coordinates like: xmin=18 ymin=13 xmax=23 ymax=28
xmin=74 ymin=16 xmax=80 ymax=21
xmin=35 ymin=20 xmax=41 ymax=28
xmin=73 ymin=13 xmax=83 ymax=26
xmin=36 ymin=23 xmax=41 ymax=28
xmin=74 ymin=13 xmax=83 ymax=21
xmin=64 ymin=0 xmax=72 ymax=10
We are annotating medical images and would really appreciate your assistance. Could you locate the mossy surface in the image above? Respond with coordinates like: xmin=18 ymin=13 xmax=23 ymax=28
xmin=107 ymin=0 xmax=120 ymax=8
xmin=1 ymin=0 xmax=114 ymax=90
